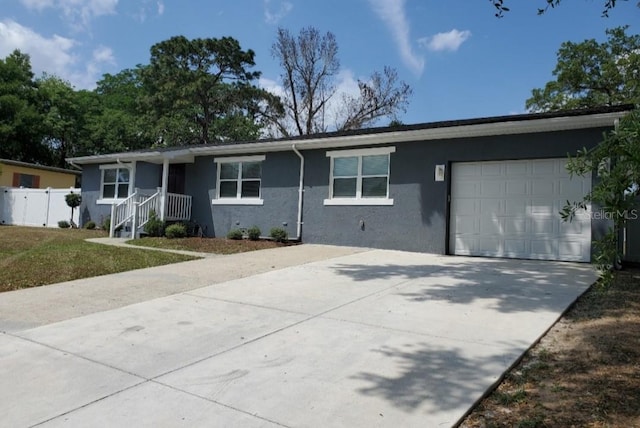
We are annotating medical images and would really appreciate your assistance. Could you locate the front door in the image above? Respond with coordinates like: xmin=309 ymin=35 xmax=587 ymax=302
xmin=167 ymin=164 xmax=186 ymax=194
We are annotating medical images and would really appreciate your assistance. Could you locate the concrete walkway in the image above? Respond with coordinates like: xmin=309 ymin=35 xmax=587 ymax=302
xmin=0 ymin=247 xmax=597 ymax=427
xmin=85 ymin=237 xmax=220 ymax=258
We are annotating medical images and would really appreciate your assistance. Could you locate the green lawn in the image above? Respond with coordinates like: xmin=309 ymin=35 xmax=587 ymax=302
xmin=0 ymin=226 xmax=196 ymax=292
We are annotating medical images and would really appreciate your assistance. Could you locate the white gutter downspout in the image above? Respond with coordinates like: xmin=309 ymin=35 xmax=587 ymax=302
xmin=292 ymin=144 xmax=305 ymax=241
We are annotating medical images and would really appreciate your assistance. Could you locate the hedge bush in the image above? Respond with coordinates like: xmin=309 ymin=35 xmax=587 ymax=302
xmin=269 ymin=227 xmax=288 ymax=243
xmin=247 ymin=226 xmax=261 ymax=241
xmin=84 ymin=221 xmax=96 ymax=230
xmin=58 ymin=220 xmax=70 ymax=228
xmin=165 ymin=223 xmax=187 ymax=239
xmin=227 ymin=229 xmax=243 ymax=240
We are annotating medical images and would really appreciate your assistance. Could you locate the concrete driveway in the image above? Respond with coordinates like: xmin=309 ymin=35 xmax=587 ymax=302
xmin=0 ymin=246 xmax=597 ymax=427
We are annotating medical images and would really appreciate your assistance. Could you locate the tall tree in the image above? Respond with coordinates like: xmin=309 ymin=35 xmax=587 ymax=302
xmin=38 ymin=74 xmax=81 ymax=167
xmin=0 ymin=50 xmax=50 ymax=164
xmin=141 ymin=35 xmax=281 ymax=145
xmin=88 ymin=67 xmax=153 ymax=153
xmin=271 ymin=26 xmax=412 ymax=137
xmin=526 ymin=26 xmax=640 ymax=112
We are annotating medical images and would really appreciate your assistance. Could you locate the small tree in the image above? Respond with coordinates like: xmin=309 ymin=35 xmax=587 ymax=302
xmin=561 ymin=110 xmax=640 ymax=284
xmin=65 ymin=192 xmax=81 ymax=228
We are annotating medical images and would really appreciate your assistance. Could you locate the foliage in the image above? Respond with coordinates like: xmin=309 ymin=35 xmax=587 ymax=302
xmin=143 ymin=210 xmax=165 ymax=237
xmin=164 ymin=223 xmax=187 ymax=239
xmin=269 ymin=227 xmax=288 ymax=243
xmin=65 ymin=192 xmax=82 ymax=209
xmin=526 ymin=26 xmax=640 ymax=112
xmin=141 ymin=35 xmax=282 ymax=145
xmin=101 ymin=216 xmax=111 ymax=231
xmin=247 ymin=225 xmax=261 ymax=240
xmin=64 ymin=191 xmax=82 ymax=228
xmin=227 ymin=229 xmax=244 ymax=240
xmin=58 ymin=220 xmax=70 ymax=228
xmin=491 ymin=0 xmax=624 ymax=17
xmin=561 ymin=110 xmax=640 ymax=283
xmin=270 ymin=26 xmax=412 ymax=137
xmin=84 ymin=221 xmax=96 ymax=230
xmin=0 ymin=50 xmax=50 ymax=165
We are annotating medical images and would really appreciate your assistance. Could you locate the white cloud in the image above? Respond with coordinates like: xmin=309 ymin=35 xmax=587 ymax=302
xmin=419 ymin=29 xmax=471 ymax=52
xmin=157 ymin=1 xmax=164 ymax=15
xmin=368 ymin=0 xmax=424 ymax=75
xmin=0 ymin=19 xmax=77 ymax=77
xmin=20 ymin=0 xmax=118 ymax=30
xmin=0 ymin=19 xmax=116 ymax=89
xmin=264 ymin=0 xmax=293 ymax=25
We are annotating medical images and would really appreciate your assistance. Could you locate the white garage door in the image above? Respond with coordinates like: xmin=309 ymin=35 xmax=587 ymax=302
xmin=449 ymin=159 xmax=591 ymax=262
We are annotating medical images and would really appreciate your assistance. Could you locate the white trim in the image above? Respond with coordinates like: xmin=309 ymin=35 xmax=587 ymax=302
xmin=68 ymin=111 xmax=628 ymax=165
xmin=213 ymin=156 xmax=265 ymax=202
xmin=326 ymin=147 xmax=393 ymax=202
xmin=211 ymin=198 xmax=264 ymax=206
xmin=97 ymin=198 xmax=125 ymax=205
xmin=214 ymin=155 xmax=266 ymax=163
xmin=323 ymin=198 xmax=394 ymax=206
xmin=99 ymin=163 xmax=135 ymax=201
xmin=326 ymin=146 xmax=396 ymax=158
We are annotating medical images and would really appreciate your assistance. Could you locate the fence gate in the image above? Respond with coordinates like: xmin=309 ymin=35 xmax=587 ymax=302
xmin=0 ymin=187 xmax=81 ymax=228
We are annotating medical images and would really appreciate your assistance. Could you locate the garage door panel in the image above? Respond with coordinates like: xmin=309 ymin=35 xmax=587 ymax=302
xmin=505 ymin=162 xmax=528 ymax=175
xmin=480 ymin=163 xmax=502 ymax=176
xmin=480 ymin=181 xmax=505 ymax=197
xmin=532 ymin=160 xmax=556 ymax=175
xmin=504 ymin=218 xmax=526 ymax=234
xmin=506 ymin=180 xmax=527 ymax=195
xmin=450 ymin=158 xmax=591 ymax=262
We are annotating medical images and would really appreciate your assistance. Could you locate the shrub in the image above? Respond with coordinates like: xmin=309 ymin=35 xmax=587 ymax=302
xmin=269 ymin=227 xmax=288 ymax=243
xmin=58 ymin=220 xmax=70 ymax=228
xmin=102 ymin=217 xmax=110 ymax=231
xmin=84 ymin=221 xmax=96 ymax=230
xmin=144 ymin=210 xmax=165 ymax=237
xmin=227 ymin=229 xmax=243 ymax=240
xmin=165 ymin=223 xmax=187 ymax=239
xmin=247 ymin=225 xmax=261 ymax=241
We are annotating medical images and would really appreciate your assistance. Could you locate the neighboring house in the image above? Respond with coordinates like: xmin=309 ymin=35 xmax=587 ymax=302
xmin=0 ymin=159 xmax=81 ymax=189
xmin=67 ymin=105 xmax=632 ymax=263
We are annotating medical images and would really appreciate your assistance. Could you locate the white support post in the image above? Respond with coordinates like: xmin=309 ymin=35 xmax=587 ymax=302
xmin=109 ymin=203 xmax=116 ymax=238
xmin=160 ymin=158 xmax=169 ymax=221
xmin=131 ymin=201 xmax=139 ymax=239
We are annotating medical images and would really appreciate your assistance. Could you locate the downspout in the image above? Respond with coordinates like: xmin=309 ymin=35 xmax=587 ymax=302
xmin=292 ymin=144 xmax=305 ymax=241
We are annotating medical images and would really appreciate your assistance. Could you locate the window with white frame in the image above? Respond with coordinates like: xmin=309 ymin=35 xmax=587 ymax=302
xmin=99 ymin=164 xmax=132 ymax=201
xmin=325 ymin=147 xmax=395 ymax=205
xmin=213 ymin=155 xmax=265 ymax=205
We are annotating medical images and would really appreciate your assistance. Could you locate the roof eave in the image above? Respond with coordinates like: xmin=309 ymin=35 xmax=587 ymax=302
xmin=66 ymin=110 xmax=628 ymax=164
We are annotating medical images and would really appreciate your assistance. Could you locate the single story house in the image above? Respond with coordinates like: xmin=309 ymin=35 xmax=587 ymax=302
xmin=0 ymin=159 xmax=81 ymax=188
xmin=67 ymin=105 xmax=633 ymax=263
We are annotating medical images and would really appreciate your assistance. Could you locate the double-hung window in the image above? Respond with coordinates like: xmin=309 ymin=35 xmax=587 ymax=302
xmin=213 ymin=155 xmax=265 ymax=205
xmin=98 ymin=164 xmax=133 ymax=203
xmin=325 ymin=147 xmax=395 ymax=205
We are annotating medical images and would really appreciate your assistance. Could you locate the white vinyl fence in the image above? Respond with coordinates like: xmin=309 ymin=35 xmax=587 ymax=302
xmin=0 ymin=187 xmax=81 ymax=228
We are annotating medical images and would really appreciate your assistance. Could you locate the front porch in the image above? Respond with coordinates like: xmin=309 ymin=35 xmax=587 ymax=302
xmin=109 ymin=189 xmax=192 ymax=239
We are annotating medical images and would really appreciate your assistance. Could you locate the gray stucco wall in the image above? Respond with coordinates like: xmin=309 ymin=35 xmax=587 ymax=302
xmin=78 ymin=161 xmax=162 ymax=227
xmin=186 ymin=152 xmax=300 ymax=238
xmin=301 ymin=127 xmax=611 ymax=254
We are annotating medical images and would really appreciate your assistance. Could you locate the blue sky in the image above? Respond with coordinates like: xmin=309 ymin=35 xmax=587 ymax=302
xmin=1 ymin=0 xmax=638 ymax=126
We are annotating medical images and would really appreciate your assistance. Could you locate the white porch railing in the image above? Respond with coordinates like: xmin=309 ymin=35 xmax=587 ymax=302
xmin=109 ymin=188 xmax=192 ymax=238
xmin=110 ymin=191 xmax=148 ymax=237
xmin=166 ymin=192 xmax=192 ymax=221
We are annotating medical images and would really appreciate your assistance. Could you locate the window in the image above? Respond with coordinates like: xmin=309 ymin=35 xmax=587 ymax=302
xmin=12 ymin=173 xmax=39 ymax=188
xmin=98 ymin=164 xmax=133 ymax=202
xmin=213 ymin=155 xmax=265 ymax=205
xmin=325 ymin=147 xmax=395 ymax=206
